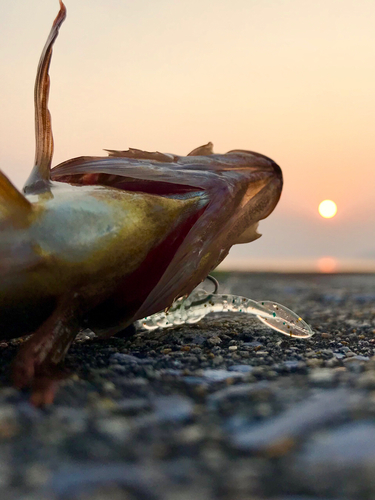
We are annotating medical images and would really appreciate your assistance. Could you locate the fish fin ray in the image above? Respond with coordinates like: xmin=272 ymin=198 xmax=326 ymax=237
xmin=24 ymin=1 xmax=67 ymax=195
xmin=105 ymin=148 xmax=175 ymax=163
xmin=0 ymin=170 xmax=32 ymax=222
xmin=187 ymin=142 xmax=214 ymax=156
xmin=51 ymin=156 xmax=214 ymax=190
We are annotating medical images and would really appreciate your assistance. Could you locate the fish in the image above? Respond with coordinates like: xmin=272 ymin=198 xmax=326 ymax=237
xmin=0 ymin=1 xmax=282 ymax=404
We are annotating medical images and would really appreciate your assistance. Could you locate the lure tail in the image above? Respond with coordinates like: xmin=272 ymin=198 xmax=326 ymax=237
xmin=137 ymin=286 xmax=314 ymax=339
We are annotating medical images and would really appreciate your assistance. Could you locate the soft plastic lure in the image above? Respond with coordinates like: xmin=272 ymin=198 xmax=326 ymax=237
xmin=137 ymin=279 xmax=313 ymax=339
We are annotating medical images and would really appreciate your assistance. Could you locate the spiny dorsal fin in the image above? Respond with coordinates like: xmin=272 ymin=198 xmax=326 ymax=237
xmin=0 ymin=170 xmax=32 ymax=223
xmin=187 ymin=142 xmax=214 ymax=156
xmin=105 ymin=148 xmax=175 ymax=163
xmin=24 ymin=1 xmax=67 ymax=195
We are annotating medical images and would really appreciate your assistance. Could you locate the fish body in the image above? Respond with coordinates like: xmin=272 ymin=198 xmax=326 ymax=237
xmin=0 ymin=181 xmax=206 ymax=339
xmin=0 ymin=1 xmax=282 ymax=402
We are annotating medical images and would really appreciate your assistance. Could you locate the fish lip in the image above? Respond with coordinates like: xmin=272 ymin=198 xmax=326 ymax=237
xmin=259 ymin=170 xmax=283 ymax=221
xmin=269 ymin=159 xmax=283 ymax=183
xmin=238 ymin=157 xmax=283 ymax=223
xmin=251 ymin=156 xmax=283 ymax=217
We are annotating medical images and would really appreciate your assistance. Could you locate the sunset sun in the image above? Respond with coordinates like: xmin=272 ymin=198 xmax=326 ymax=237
xmin=318 ymin=200 xmax=337 ymax=219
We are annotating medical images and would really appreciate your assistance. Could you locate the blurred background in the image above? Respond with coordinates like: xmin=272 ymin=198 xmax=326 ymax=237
xmin=0 ymin=0 xmax=374 ymax=273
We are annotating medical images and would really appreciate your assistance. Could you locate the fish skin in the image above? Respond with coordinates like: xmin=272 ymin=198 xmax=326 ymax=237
xmin=0 ymin=2 xmax=283 ymax=404
xmin=1 ymin=181 xmax=206 ymax=335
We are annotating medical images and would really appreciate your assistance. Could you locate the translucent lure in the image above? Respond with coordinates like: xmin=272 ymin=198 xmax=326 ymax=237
xmin=136 ymin=285 xmax=314 ymax=339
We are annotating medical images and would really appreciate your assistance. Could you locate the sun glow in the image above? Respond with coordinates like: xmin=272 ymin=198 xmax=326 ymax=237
xmin=318 ymin=200 xmax=337 ymax=218
xmin=317 ymin=257 xmax=338 ymax=273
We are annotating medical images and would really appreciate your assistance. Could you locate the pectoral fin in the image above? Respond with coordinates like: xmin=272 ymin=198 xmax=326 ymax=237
xmin=24 ymin=1 xmax=67 ymax=195
xmin=12 ymin=296 xmax=80 ymax=406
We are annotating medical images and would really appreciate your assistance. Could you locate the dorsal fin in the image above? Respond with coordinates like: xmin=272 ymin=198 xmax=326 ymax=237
xmin=187 ymin=142 xmax=214 ymax=156
xmin=24 ymin=1 xmax=67 ymax=195
xmin=105 ymin=148 xmax=175 ymax=163
xmin=0 ymin=170 xmax=32 ymax=223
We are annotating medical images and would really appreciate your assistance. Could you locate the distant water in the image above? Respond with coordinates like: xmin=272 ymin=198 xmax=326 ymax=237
xmin=218 ymin=257 xmax=375 ymax=273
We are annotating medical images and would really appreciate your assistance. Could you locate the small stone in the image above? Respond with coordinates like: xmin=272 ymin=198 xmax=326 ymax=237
xmin=357 ymin=371 xmax=375 ymax=389
xmin=290 ymin=421 xmax=375 ymax=495
xmin=306 ymin=358 xmax=324 ymax=367
xmin=230 ymin=389 xmax=359 ymax=456
xmin=207 ymin=336 xmax=222 ymax=345
xmin=283 ymin=360 xmax=300 ymax=371
xmin=191 ymin=347 xmax=202 ymax=354
xmin=243 ymin=341 xmax=263 ymax=348
xmin=110 ymin=353 xmax=140 ymax=364
xmin=202 ymin=369 xmax=240 ymax=382
xmin=309 ymin=368 xmax=335 ymax=386
xmin=162 ymin=348 xmax=172 ymax=355
xmin=152 ymin=395 xmax=194 ymax=423
xmin=228 ymin=346 xmax=237 ymax=352
xmin=102 ymin=381 xmax=116 ymax=392
xmin=334 ymin=353 xmax=345 ymax=359
xmin=321 ymin=332 xmax=332 ymax=339
xmin=208 ymin=381 xmax=271 ymax=409
xmin=326 ymin=358 xmax=339 ymax=368
xmin=212 ymin=355 xmax=224 ymax=366
xmin=25 ymin=464 xmax=50 ymax=487
xmin=95 ymin=417 xmax=130 ymax=440
xmin=228 ymin=365 xmax=254 ymax=373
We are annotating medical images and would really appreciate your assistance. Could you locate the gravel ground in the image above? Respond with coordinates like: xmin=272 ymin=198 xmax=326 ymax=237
xmin=0 ymin=272 xmax=374 ymax=500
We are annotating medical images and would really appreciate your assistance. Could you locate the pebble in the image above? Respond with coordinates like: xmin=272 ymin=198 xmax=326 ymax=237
xmin=306 ymin=358 xmax=324 ymax=367
xmin=207 ymin=382 xmax=271 ymax=409
xmin=230 ymin=390 xmax=359 ymax=456
xmin=228 ymin=365 xmax=254 ymax=373
xmin=110 ymin=353 xmax=141 ymax=364
xmin=308 ymin=368 xmax=335 ymax=386
xmin=207 ymin=336 xmax=222 ymax=345
xmin=357 ymin=371 xmax=375 ymax=389
xmin=152 ymin=396 xmax=194 ymax=423
xmin=321 ymin=332 xmax=332 ymax=339
xmin=212 ymin=355 xmax=224 ymax=366
xmin=289 ymin=422 xmax=375 ymax=497
xmin=201 ymin=369 xmax=244 ymax=382
xmin=283 ymin=361 xmax=300 ymax=371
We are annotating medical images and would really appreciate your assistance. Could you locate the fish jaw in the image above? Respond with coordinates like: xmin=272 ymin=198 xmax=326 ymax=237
xmin=131 ymin=153 xmax=283 ymax=322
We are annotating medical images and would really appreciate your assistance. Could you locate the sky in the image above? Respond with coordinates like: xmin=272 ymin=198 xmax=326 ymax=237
xmin=0 ymin=0 xmax=374 ymax=272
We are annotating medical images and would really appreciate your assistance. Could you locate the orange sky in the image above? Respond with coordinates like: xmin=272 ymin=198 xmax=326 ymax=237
xmin=0 ymin=0 xmax=374 ymax=271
